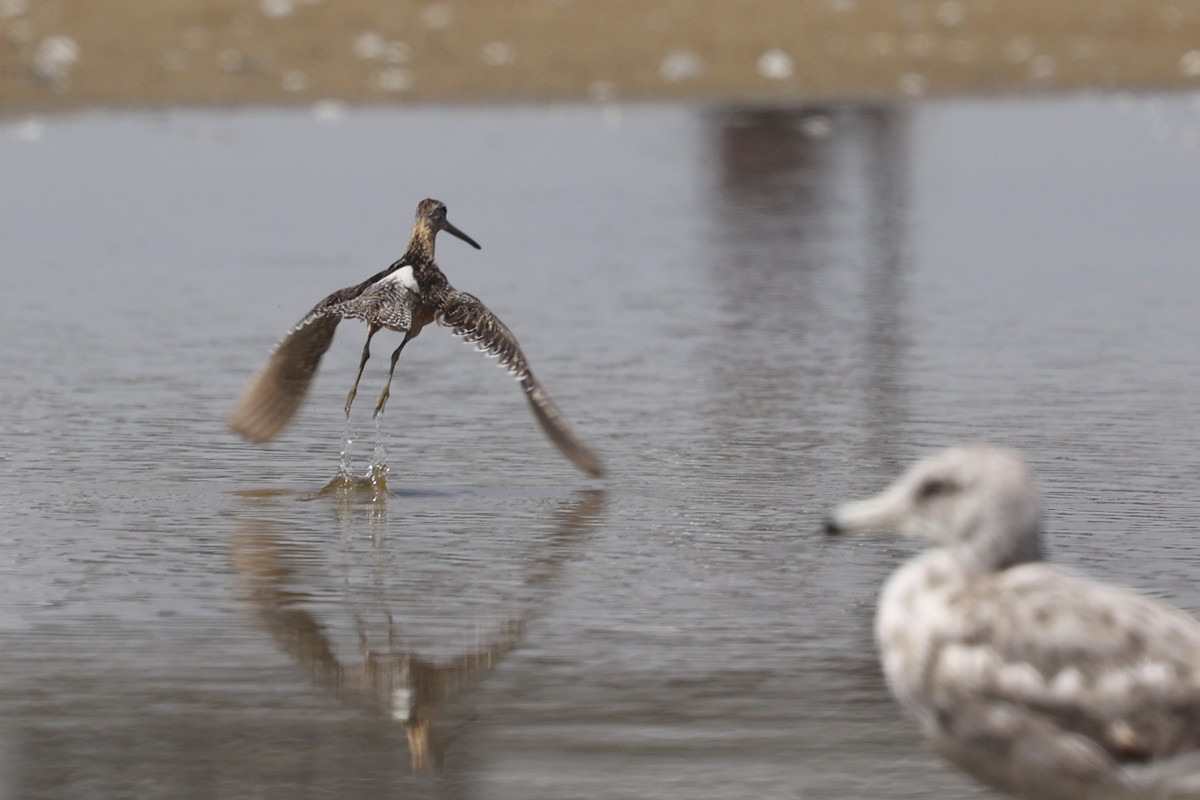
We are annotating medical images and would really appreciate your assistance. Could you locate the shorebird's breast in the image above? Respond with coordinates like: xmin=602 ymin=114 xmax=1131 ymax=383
xmin=381 ymin=265 xmax=420 ymax=294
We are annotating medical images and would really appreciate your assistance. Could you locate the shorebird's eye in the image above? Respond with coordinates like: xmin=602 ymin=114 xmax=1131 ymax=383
xmin=916 ymin=478 xmax=957 ymax=502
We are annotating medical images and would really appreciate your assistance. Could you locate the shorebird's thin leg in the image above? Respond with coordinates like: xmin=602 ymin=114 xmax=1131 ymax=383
xmin=374 ymin=333 xmax=416 ymax=418
xmin=346 ymin=324 xmax=380 ymax=416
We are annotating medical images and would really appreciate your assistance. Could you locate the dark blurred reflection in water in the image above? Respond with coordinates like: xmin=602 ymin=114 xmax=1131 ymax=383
xmin=1 ymin=95 xmax=1199 ymax=799
xmin=706 ymin=106 xmax=911 ymax=471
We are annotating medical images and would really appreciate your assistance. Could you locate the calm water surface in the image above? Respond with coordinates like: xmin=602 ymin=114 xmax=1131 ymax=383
xmin=2 ymin=95 xmax=1200 ymax=799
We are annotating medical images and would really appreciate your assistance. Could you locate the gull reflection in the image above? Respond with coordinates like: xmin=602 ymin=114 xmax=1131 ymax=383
xmin=231 ymin=491 xmax=605 ymax=774
xmin=705 ymin=106 xmax=912 ymax=465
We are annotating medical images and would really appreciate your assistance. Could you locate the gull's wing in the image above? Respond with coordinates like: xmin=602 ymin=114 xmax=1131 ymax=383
xmin=435 ymin=289 xmax=604 ymax=477
xmin=927 ymin=564 xmax=1200 ymax=789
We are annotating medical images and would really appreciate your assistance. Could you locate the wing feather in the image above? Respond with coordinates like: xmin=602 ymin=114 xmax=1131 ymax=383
xmin=338 ymin=274 xmax=418 ymax=332
xmin=436 ymin=290 xmax=604 ymax=477
xmin=229 ymin=281 xmax=371 ymax=442
xmin=229 ymin=261 xmax=423 ymax=442
xmin=932 ymin=565 xmax=1200 ymax=767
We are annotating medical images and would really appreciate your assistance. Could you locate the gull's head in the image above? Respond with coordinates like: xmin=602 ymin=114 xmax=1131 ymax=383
xmin=414 ymin=198 xmax=481 ymax=251
xmin=824 ymin=446 xmax=1043 ymax=570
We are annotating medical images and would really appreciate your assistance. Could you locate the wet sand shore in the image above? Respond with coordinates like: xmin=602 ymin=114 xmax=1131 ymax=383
xmin=3 ymin=0 xmax=1200 ymax=115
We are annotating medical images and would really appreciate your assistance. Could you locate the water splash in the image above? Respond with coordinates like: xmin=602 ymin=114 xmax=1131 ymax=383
xmin=302 ymin=417 xmax=387 ymax=500
xmin=366 ymin=413 xmax=391 ymax=501
xmin=339 ymin=415 xmax=355 ymax=478
xmin=301 ymin=413 xmax=393 ymax=501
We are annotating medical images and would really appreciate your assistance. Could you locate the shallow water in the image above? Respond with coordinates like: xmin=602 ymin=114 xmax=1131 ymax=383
xmin=2 ymin=95 xmax=1200 ymax=799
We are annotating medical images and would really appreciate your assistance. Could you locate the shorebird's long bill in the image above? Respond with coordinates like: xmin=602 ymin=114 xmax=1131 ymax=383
xmin=443 ymin=220 xmax=482 ymax=250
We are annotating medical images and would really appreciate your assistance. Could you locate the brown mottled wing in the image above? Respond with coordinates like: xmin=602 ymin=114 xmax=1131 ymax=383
xmin=435 ymin=289 xmax=604 ymax=477
xmin=336 ymin=274 xmax=417 ymax=332
xmin=229 ymin=282 xmax=369 ymax=442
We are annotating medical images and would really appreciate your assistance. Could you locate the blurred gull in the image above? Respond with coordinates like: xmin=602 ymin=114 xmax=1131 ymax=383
xmin=825 ymin=445 xmax=1200 ymax=800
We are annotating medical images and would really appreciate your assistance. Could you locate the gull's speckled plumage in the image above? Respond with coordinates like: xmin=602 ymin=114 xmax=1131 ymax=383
xmin=826 ymin=446 xmax=1200 ymax=800
xmin=228 ymin=198 xmax=603 ymax=477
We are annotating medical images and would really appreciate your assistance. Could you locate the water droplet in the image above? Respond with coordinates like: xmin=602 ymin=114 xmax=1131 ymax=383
xmin=481 ymin=41 xmax=514 ymax=66
xmin=375 ymin=67 xmax=412 ymax=91
xmin=757 ymin=49 xmax=793 ymax=80
xmin=353 ymin=31 xmax=386 ymax=59
xmin=421 ymin=3 xmax=452 ymax=30
xmin=898 ymin=72 xmax=926 ymax=96
xmin=311 ymin=99 xmax=346 ymax=122
xmin=660 ymin=50 xmax=703 ymax=82
xmin=281 ymin=69 xmax=308 ymax=92
xmin=260 ymin=0 xmax=293 ymax=18
xmin=1179 ymin=50 xmax=1200 ymax=77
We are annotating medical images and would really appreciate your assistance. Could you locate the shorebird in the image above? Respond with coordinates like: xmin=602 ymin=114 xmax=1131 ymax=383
xmin=229 ymin=199 xmax=603 ymax=477
xmin=825 ymin=446 xmax=1200 ymax=800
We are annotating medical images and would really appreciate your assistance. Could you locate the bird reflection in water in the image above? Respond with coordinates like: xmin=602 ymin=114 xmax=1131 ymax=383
xmin=706 ymin=106 xmax=912 ymax=466
xmin=230 ymin=491 xmax=605 ymax=773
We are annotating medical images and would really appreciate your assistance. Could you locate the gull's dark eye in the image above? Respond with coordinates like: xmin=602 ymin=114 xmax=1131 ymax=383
xmin=916 ymin=478 xmax=957 ymax=502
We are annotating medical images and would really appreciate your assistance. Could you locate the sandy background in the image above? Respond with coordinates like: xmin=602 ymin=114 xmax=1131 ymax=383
xmin=3 ymin=0 xmax=1200 ymax=114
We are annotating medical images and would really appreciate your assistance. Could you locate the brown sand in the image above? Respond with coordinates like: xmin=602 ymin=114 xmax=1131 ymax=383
xmin=3 ymin=0 xmax=1200 ymax=115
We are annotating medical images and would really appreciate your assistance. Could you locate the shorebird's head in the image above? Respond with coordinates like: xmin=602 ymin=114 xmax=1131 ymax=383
xmin=413 ymin=198 xmax=481 ymax=252
xmin=824 ymin=446 xmax=1043 ymax=570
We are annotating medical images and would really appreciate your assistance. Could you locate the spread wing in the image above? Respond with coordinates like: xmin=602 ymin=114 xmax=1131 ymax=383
xmin=229 ymin=266 xmax=418 ymax=443
xmin=435 ymin=289 xmax=604 ymax=477
xmin=929 ymin=564 xmax=1200 ymax=785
